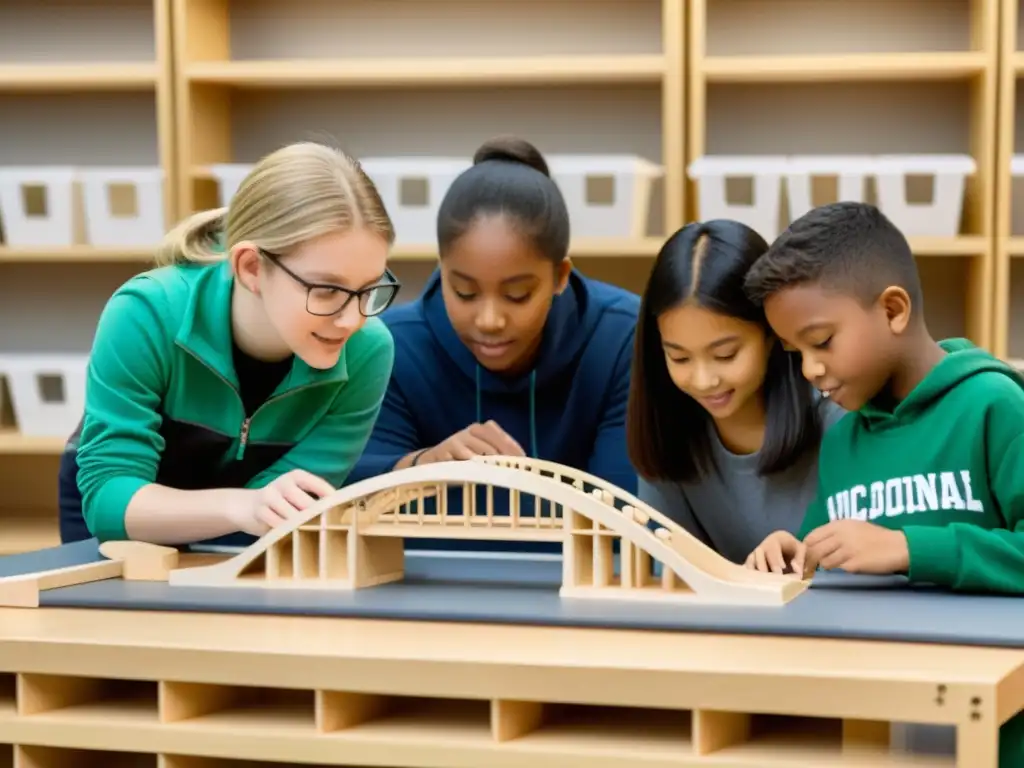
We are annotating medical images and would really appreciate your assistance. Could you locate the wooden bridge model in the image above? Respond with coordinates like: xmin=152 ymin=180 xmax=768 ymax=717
xmin=169 ymin=456 xmax=811 ymax=606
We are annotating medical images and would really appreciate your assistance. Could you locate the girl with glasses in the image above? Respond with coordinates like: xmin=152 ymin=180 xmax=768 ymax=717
xmin=347 ymin=135 xmax=640 ymax=554
xmin=58 ymin=141 xmax=399 ymax=547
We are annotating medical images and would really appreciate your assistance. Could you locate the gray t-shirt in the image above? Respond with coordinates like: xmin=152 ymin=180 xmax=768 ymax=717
xmin=637 ymin=398 xmax=847 ymax=564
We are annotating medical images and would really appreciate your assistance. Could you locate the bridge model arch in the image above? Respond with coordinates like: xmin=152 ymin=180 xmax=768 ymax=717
xmin=169 ymin=457 xmax=810 ymax=606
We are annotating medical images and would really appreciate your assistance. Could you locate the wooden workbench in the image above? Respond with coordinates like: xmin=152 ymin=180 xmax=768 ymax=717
xmin=0 ymin=607 xmax=1020 ymax=767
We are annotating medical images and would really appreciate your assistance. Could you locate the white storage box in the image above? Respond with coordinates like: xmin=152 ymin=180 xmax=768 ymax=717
xmin=548 ymin=154 xmax=664 ymax=239
xmin=1011 ymin=155 xmax=1024 ymax=178
xmin=359 ymin=157 xmax=471 ymax=247
xmin=209 ymin=163 xmax=255 ymax=207
xmin=872 ymin=154 xmax=976 ymax=238
xmin=688 ymin=155 xmax=790 ymax=241
xmin=784 ymin=155 xmax=872 ymax=221
xmin=0 ymin=166 xmax=78 ymax=247
xmin=79 ymin=166 xmax=166 ymax=248
xmin=0 ymin=353 xmax=89 ymax=438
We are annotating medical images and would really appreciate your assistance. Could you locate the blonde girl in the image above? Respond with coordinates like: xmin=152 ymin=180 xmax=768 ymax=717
xmin=58 ymin=142 xmax=400 ymax=546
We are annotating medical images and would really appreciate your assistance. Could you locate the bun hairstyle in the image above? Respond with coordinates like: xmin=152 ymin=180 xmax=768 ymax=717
xmin=472 ymin=135 xmax=551 ymax=177
xmin=437 ymin=135 xmax=570 ymax=263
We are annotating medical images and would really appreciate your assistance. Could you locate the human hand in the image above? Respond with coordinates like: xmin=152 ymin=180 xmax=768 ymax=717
xmin=422 ymin=420 xmax=525 ymax=462
xmin=744 ymin=530 xmax=808 ymax=576
xmin=227 ymin=469 xmax=335 ymax=536
xmin=803 ymin=519 xmax=909 ymax=575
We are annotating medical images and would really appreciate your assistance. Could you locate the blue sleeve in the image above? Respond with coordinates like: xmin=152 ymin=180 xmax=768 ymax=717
xmin=586 ymin=329 xmax=637 ymax=494
xmin=345 ymin=365 xmax=421 ymax=484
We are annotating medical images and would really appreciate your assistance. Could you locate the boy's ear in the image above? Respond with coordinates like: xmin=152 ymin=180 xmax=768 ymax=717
xmin=553 ymin=258 xmax=573 ymax=295
xmin=877 ymin=285 xmax=912 ymax=335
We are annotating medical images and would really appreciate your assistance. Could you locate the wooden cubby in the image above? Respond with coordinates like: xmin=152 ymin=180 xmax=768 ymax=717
xmin=994 ymin=0 xmax=1024 ymax=364
xmin=17 ymin=673 xmax=159 ymax=723
xmin=687 ymin=0 xmax=999 ymax=351
xmin=0 ymin=667 xmax=959 ymax=766
xmin=0 ymin=0 xmax=174 ymax=552
xmin=15 ymin=746 xmax=155 ymax=768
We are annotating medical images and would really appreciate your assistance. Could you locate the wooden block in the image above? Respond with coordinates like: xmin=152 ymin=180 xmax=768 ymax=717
xmin=98 ymin=541 xmax=179 ymax=581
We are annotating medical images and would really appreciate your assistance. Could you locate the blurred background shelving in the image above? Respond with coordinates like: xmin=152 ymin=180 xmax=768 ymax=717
xmin=687 ymin=0 xmax=998 ymax=350
xmin=0 ymin=0 xmax=174 ymax=554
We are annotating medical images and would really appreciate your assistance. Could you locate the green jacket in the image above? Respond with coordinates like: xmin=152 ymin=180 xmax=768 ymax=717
xmin=75 ymin=259 xmax=394 ymax=542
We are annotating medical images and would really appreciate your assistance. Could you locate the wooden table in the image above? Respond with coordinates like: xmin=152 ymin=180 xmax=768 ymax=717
xmin=0 ymin=607 xmax=1020 ymax=767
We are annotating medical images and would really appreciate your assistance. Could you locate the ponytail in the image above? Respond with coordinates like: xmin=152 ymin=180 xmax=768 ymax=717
xmin=154 ymin=207 xmax=228 ymax=267
xmin=154 ymin=141 xmax=395 ymax=271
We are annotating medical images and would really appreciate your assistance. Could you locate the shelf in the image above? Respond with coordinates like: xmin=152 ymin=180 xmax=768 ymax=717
xmin=14 ymin=747 xmax=154 ymax=768
xmin=702 ymin=52 xmax=988 ymax=83
xmin=0 ymin=669 xmax=960 ymax=767
xmin=0 ymin=430 xmax=65 ymax=455
xmin=18 ymin=674 xmax=159 ymax=725
xmin=161 ymin=683 xmax=316 ymax=735
xmin=994 ymin=0 xmax=1024 ymax=357
xmin=688 ymin=0 xmax=998 ymax=351
xmin=0 ymin=1 xmax=175 ymax=545
xmin=177 ymin=82 xmax=670 ymax=237
xmin=185 ymin=55 xmax=666 ymax=88
xmin=0 ymin=64 xmax=159 ymax=92
xmin=907 ymin=236 xmax=988 ymax=256
xmin=173 ymin=0 xmax=684 ymax=244
xmin=693 ymin=712 xmax=955 ymax=767
xmin=0 ymin=247 xmax=155 ymax=264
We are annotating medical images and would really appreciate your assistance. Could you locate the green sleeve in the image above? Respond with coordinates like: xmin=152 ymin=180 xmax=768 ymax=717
xmin=76 ymin=283 xmax=171 ymax=542
xmin=245 ymin=318 xmax=395 ymax=490
xmin=903 ymin=396 xmax=1024 ymax=594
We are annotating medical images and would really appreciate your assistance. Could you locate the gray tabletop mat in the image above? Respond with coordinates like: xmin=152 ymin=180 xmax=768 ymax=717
xmin=4 ymin=540 xmax=1024 ymax=648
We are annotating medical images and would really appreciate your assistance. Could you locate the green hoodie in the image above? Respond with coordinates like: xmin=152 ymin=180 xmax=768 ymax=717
xmin=797 ymin=338 xmax=1024 ymax=593
xmin=76 ymin=260 xmax=394 ymax=542
xmin=797 ymin=338 xmax=1024 ymax=766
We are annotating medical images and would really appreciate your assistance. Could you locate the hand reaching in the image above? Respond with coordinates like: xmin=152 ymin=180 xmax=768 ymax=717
xmin=422 ymin=420 xmax=525 ymax=462
xmin=228 ymin=469 xmax=335 ymax=536
xmin=803 ymin=519 xmax=910 ymax=575
xmin=744 ymin=530 xmax=808 ymax=576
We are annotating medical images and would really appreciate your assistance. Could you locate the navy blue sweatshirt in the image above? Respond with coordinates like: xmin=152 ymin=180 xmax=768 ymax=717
xmin=347 ymin=268 xmax=640 ymax=552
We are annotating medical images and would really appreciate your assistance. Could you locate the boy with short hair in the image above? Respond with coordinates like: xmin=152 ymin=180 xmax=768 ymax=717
xmin=741 ymin=200 xmax=1024 ymax=766
xmin=742 ymin=201 xmax=1024 ymax=591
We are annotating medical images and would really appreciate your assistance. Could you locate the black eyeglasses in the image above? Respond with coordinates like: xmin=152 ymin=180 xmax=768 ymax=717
xmin=260 ymin=249 xmax=401 ymax=317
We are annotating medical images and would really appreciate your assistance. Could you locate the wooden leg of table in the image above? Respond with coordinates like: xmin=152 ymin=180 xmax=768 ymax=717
xmin=957 ymin=719 xmax=1000 ymax=767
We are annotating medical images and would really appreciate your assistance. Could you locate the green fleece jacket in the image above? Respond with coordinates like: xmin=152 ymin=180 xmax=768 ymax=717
xmin=75 ymin=260 xmax=394 ymax=542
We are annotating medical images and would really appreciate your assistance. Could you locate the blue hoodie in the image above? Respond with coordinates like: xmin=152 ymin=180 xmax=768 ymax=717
xmin=347 ymin=267 xmax=640 ymax=552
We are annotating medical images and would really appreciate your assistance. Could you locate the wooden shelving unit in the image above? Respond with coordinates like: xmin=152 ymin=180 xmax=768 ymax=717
xmin=0 ymin=666 xmax=959 ymax=767
xmin=172 ymin=0 xmax=686 ymax=296
xmin=994 ymin=0 xmax=1024 ymax=364
xmin=0 ymin=0 xmax=175 ymax=552
xmin=687 ymin=0 xmax=999 ymax=350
